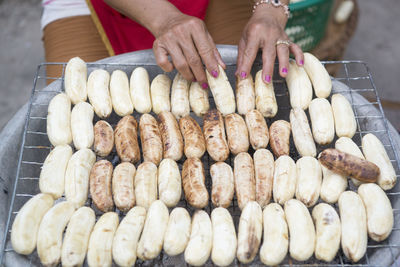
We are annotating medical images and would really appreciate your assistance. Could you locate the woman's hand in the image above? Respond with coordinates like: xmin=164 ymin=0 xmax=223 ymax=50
xmin=236 ymin=3 xmax=303 ymax=83
xmin=105 ymin=0 xmax=224 ymax=88
xmin=153 ymin=13 xmax=225 ymax=88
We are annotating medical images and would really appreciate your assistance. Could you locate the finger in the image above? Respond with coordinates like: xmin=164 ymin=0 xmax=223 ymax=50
xmin=261 ymin=42 xmax=276 ymax=84
xmin=207 ymin=33 xmax=226 ymax=69
xmin=179 ymin=38 xmax=208 ymax=86
xmin=153 ymin=41 xmax=173 ymax=72
xmin=277 ymin=43 xmax=290 ymax=77
xmin=168 ymin=42 xmax=195 ymax=81
xmin=290 ymin=43 xmax=304 ymax=66
xmin=191 ymin=29 xmax=219 ymax=78
xmin=235 ymin=38 xmax=246 ymax=77
xmin=237 ymin=38 xmax=259 ymax=80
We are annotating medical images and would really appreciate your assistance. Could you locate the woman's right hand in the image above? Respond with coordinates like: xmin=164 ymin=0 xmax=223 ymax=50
xmin=152 ymin=13 xmax=225 ymax=88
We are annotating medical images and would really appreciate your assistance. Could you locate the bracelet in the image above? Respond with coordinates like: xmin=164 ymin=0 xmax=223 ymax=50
xmin=252 ymin=0 xmax=291 ymax=18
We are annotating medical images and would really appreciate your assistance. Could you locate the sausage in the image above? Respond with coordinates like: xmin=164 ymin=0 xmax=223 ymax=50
xmin=255 ymin=70 xmax=278 ymax=117
xmin=339 ymin=191 xmax=367 ymax=262
xmin=61 ymin=207 xmax=95 ymax=267
xmin=236 ymin=75 xmax=255 ymax=115
xmin=112 ymin=162 xmax=136 ymax=212
xmin=89 ymin=160 xmax=114 ymax=213
xmin=210 ymin=162 xmax=234 ymax=208
xmin=171 ymin=72 xmax=191 ymax=119
xmin=112 ymin=206 xmax=146 ymax=267
xmin=320 ymin=165 xmax=347 ymax=203
xmin=312 ymin=203 xmax=341 ymax=262
xmin=236 ymin=201 xmax=262 ymax=264
xmin=290 ymin=108 xmax=316 ymax=157
xmin=211 ymin=207 xmax=237 ymax=266
xmin=269 ymin=120 xmax=291 ymax=157
xmin=245 ymin=109 xmax=269 ymax=150
xmin=206 ymin=65 xmax=236 ymax=115
xmin=71 ymin=102 xmax=94 ymax=150
xmin=137 ymin=200 xmax=169 ymax=260
xmin=284 ymin=199 xmax=316 ymax=261
xmin=158 ymin=158 xmax=182 ymax=208
xmin=273 ymin=155 xmax=297 ymax=205
xmin=158 ymin=111 xmax=184 ymax=161
xmin=93 ymin=120 xmax=114 ymax=157
xmin=234 ymin=152 xmax=256 ymax=210
xmin=139 ymin=113 xmax=163 ymax=165
xmin=309 ymin=97 xmax=335 ymax=145
xmin=64 ymin=57 xmax=87 ymax=104
xmin=295 ymin=156 xmax=322 ymax=207
xmin=134 ymin=162 xmax=158 ymax=209
xmin=189 ymin=81 xmax=210 ymax=117
xmin=37 ymin=201 xmax=76 ymax=266
xmin=179 ymin=115 xmax=206 ymax=158
xmin=65 ymin=149 xmax=96 ymax=208
xmin=163 ymin=207 xmax=191 ymax=256
xmin=285 ymin=59 xmax=313 ymax=109
xmin=224 ymin=113 xmax=250 ymax=155
xmin=303 ymin=52 xmax=332 ymax=98
xmin=319 ymin=148 xmax=380 ymax=183
xmin=336 ymin=136 xmax=365 ymax=186
xmin=130 ymin=67 xmax=151 ymax=113
xmin=331 ymin=93 xmax=357 ymax=138
xmin=182 ymin=158 xmax=208 ymax=208
xmin=260 ymin=203 xmax=288 ymax=266
xmin=362 ymin=133 xmax=397 ymax=190
xmin=358 ymin=183 xmax=393 ymax=241
xmin=11 ymin=193 xmax=54 ymax=255
xmin=203 ymin=109 xmax=229 ymax=161
xmin=184 ymin=210 xmax=212 ymax=266
xmin=87 ymin=69 xmax=112 ymax=118
xmin=39 ymin=145 xmax=72 ymax=199
xmin=87 ymin=212 xmax=119 ymax=267
xmin=115 ymin=115 xmax=141 ymax=164
xmin=253 ymin=149 xmax=274 ymax=208
xmin=150 ymin=74 xmax=171 ymax=114
xmin=110 ymin=70 xmax=134 ymax=116
xmin=47 ymin=93 xmax=72 ymax=146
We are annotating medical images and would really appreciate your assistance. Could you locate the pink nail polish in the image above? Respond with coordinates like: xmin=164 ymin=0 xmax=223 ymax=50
xmin=211 ymin=70 xmax=218 ymax=78
xmin=299 ymin=59 xmax=304 ymax=65
xmin=265 ymin=75 xmax=271 ymax=83
xmin=240 ymin=71 xmax=247 ymax=79
xmin=282 ymin=67 xmax=288 ymax=73
xmin=201 ymin=82 xmax=209 ymax=89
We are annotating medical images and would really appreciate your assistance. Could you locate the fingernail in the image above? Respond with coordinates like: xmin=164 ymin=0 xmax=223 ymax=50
xmin=299 ymin=59 xmax=304 ymax=65
xmin=211 ymin=70 xmax=218 ymax=78
xmin=265 ymin=75 xmax=271 ymax=83
xmin=201 ymin=82 xmax=209 ymax=89
xmin=240 ymin=71 xmax=247 ymax=79
xmin=282 ymin=67 xmax=288 ymax=73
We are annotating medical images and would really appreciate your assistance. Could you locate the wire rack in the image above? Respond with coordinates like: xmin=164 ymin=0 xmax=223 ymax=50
xmin=1 ymin=60 xmax=399 ymax=267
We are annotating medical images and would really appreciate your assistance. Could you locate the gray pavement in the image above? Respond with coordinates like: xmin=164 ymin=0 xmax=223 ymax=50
xmin=0 ymin=0 xmax=399 ymax=131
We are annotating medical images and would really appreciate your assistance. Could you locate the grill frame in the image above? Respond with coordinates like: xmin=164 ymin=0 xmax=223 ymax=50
xmin=1 ymin=59 xmax=399 ymax=266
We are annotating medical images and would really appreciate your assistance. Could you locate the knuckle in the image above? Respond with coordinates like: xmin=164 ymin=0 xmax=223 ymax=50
xmin=175 ymin=61 xmax=189 ymax=72
xmin=187 ymin=55 xmax=201 ymax=67
xmin=187 ymin=17 xmax=202 ymax=28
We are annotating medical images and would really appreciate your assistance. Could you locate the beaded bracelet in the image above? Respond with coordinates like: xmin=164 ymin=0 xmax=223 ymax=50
xmin=252 ymin=0 xmax=291 ymax=18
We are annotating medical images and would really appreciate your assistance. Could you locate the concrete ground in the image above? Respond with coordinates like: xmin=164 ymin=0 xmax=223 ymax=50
xmin=0 ymin=0 xmax=399 ymax=131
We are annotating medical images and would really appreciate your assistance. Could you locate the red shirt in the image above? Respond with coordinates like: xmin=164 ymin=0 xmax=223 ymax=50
xmin=88 ymin=0 xmax=209 ymax=55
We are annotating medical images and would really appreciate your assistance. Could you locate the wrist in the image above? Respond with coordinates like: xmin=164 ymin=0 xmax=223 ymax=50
xmin=252 ymin=2 xmax=288 ymax=28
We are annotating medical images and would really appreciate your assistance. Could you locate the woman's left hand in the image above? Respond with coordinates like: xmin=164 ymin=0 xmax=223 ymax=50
xmin=236 ymin=3 xmax=304 ymax=83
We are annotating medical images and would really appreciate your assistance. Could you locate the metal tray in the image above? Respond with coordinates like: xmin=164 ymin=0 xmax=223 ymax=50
xmin=1 ymin=49 xmax=399 ymax=266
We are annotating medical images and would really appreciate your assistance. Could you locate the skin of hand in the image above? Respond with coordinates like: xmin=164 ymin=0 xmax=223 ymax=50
xmin=105 ymin=0 xmax=225 ymax=89
xmin=236 ymin=2 xmax=304 ymax=83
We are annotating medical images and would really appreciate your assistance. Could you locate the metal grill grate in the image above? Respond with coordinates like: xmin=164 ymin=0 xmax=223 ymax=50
xmin=1 ymin=60 xmax=399 ymax=266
